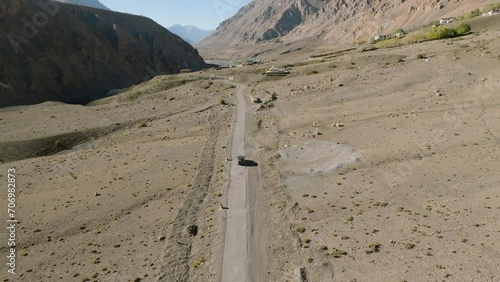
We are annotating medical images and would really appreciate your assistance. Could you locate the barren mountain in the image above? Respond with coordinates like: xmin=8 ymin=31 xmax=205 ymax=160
xmin=200 ymin=0 xmax=492 ymax=50
xmin=0 ymin=0 xmax=207 ymax=108
xmin=52 ymin=0 xmax=110 ymax=10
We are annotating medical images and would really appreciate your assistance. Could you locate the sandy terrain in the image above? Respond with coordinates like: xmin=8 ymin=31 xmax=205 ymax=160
xmin=0 ymin=77 xmax=236 ymax=281
xmin=250 ymin=29 xmax=500 ymax=281
xmin=1 ymin=17 xmax=500 ymax=282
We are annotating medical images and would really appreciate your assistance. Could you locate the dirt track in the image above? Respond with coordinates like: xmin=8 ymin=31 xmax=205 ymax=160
xmin=220 ymin=82 xmax=265 ymax=282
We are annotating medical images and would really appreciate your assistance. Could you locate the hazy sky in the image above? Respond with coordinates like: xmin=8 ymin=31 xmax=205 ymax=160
xmin=100 ymin=0 xmax=251 ymax=30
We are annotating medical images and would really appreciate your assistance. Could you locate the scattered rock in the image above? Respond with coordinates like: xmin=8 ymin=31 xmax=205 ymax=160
xmin=337 ymin=83 xmax=344 ymax=87
xmin=334 ymin=123 xmax=345 ymax=128
xmin=303 ymin=131 xmax=322 ymax=138
xmin=158 ymin=236 xmax=166 ymax=241
xmin=252 ymin=97 xmax=262 ymax=104
xmin=94 ymin=192 xmax=101 ymax=197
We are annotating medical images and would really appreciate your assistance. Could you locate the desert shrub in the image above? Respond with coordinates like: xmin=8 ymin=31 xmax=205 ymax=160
xmin=393 ymin=28 xmax=405 ymax=36
xmin=374 ymin=38 xmax=400 ymax=48
xmin=138 ymin=121 xmax=148 ymax=128
xmin=331 ymin=248 xmax=348 ymax=258
xmin=416 ymin=53 xmax=427 ymax=59
xmin=403 ymin=32 xmax=428 ymax=44
xmin=366 ymin=242 xmax=382 ymax=254
xmin=54 ymin=139 xmax=64 ymax=148
xmin=489 ymin=3 xmax=500 ymax=12
xmin=192 ymin=257 xmax=206 ymax=268
xmin=404 ymin=242 xmax=416 ymax=249
xmin=422 ymin=20 xmax=440 ymax=28
xmin=296 ymin=227 xmax=306 ymax=233
xmin=466 ymin=8 xmax=482 ymax=19
xmin=220 ymin=99 xmax=227 ymax=105
xmin=455 ymin=22 xmax=471 ymax=35
xmin=353 ymin=39 xmax=367 ymax=45
xmin=427 ymin=27 xmax=456 ymax=40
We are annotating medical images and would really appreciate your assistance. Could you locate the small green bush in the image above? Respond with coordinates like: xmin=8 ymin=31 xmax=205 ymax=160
xmin=393 ymin=28 xmax=405 ymax=36
xmin=374 ymin=38 xmax=400 ymax=48
xmin=427 ymin=27 xmax=456 ymax=40
xmin=192 ymin=257 xmax=206 ymax=268
xmin=54 ymin=139 xmax=64 ymax=148
xmin=353 ymin=39 xmax=367 ymax=45
xmin=455 ymin=23 xmax=471 ymax=35
xmin=466 ymin=8 xmax=481 ymax=19
xmin=366 ymin=242 xmax=382 ymax=254
xmin=403 ymin=32 xmax=427 ymax=44
xmin=489 ymin=3 xmax=500 ymax=12
xmin=330 ymin=248 xmax=348 ymax=258
xmin=296 ymin=227 xmax=306 ymax=233
xmin=422 ymin=20 xmax=440 ymax=28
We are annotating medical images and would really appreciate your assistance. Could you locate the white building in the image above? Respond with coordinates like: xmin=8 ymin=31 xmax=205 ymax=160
xmin=439 ymin=17 xmax=455 ymax=24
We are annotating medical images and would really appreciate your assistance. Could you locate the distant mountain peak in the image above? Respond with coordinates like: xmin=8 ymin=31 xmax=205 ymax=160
xmin=169 ymin=25 xmax=214 ymax=44
xmin=52 ymin=0 xmax=110 ymax=10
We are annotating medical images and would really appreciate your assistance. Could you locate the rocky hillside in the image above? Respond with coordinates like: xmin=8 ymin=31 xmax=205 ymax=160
xmin=0 ymin=0 xmax=207 ymax=108
xmin=52 ymin=0 xmax=110 ymax=10
xmin=200 ymin=0 xmax=491 ymax=50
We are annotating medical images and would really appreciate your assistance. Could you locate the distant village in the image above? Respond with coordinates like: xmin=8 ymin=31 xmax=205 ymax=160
xmin=370 ymin=7 xmax=499 ymax=43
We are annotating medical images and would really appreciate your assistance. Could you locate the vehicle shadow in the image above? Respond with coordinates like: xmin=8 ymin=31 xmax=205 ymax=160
xmin=243 ymin=160 xmax=258 ymax=167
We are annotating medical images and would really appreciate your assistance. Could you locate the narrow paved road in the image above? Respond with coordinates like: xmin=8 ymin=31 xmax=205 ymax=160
xmin=221 ymin=83 xmax=250 ymax=282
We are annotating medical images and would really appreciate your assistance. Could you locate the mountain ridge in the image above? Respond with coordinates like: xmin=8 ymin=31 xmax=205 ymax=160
xmin=52 ymin=0 xmax=110 ymax=10
xmin=0 ymin=0 xmax=207 ymax=108
xmin=200 ymin=0 xmax=492 ymax=50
